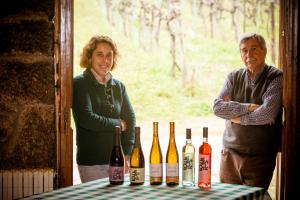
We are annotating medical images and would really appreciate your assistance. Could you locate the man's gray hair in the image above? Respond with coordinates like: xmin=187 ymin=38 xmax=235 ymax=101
xmin=239 ymin=33 xmax=266 ymax=49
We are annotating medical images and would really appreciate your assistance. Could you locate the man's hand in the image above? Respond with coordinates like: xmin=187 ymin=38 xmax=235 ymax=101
xmin=231 ymin=104 xmax=260 ymax=124
xmin=223 ymin=95 xmax=230 ymax=102
xmin=248 ymin=103 xmax=260 ymax=112
xmin=231 ymin=117 xmax=241 ymax=124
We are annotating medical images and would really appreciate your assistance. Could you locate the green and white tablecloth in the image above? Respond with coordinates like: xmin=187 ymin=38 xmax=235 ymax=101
xmin=23 ymin=176 xmax=265 ymax=200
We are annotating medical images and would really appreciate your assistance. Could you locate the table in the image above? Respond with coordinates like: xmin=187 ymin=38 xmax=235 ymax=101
xmin=23 ymin=176 xmax=265 ymax=200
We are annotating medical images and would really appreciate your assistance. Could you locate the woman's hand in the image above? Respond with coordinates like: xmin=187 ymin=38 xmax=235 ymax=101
xmin=124 ymin=155 xmax=130 ymax=173
xmin=121 ymin=120 xmax=127 ymax=132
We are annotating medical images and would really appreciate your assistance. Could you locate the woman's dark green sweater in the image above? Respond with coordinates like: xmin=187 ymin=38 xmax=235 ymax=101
xmin=72 ymin=69 xmax=136 ymax=165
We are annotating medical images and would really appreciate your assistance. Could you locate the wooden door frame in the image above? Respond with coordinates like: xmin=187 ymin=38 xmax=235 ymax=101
xmin=54 ymin=0 xmax=74 ymax=188
xmin=279 ymin=0 xmax=298 ymax=199
xmin=55 ymin=1 xmax=299 ymax=198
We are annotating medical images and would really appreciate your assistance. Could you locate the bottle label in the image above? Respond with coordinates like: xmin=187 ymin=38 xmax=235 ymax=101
xmin=183 ymin=153 xmax=195 ymax=181
xmin=109 ymin=166 xmax=124 ymax=182
xmin=198 ymin=154 xmax=210 ymax=182
xmin=150 ymin=164 xmax=162 ymax=177
xmin=130 ymin=168 xmax=145 ymax=183
xmin=166 ymin=163 xmax=179 ymax=177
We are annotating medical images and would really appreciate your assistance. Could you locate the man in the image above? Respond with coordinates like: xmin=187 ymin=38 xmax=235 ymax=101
xmin=213 ymin=33 xmax=282 ymax=198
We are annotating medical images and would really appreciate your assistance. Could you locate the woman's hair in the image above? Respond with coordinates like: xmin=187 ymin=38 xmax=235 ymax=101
xmin=80 ymin=35 xmax=120 ymax=70
xmin=239 ymin=33 xmax=266 ymax=50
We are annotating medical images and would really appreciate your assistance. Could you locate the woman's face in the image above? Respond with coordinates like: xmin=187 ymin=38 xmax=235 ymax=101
xmin=91 ymin=42 xmax=114 ymax=77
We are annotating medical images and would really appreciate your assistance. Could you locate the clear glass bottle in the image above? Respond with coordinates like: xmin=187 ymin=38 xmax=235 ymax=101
xmin=130 ymin=127 xmax=145 ymax=185
xmin=149 ymin=122 xmax=163 ymax=185
xmin=198 ymin=127 xmax=212 ymax=190
xmin=109 ymin=126 xmax=125 ymax=185
xmin=166 ymin=122 xmax=179 ymax=186
xmin=182 ymin=128 xmax=195 ymax=187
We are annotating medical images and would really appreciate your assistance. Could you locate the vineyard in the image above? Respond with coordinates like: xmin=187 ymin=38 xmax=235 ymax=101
xmin=74 ymin=0 xmax=279 ymax=121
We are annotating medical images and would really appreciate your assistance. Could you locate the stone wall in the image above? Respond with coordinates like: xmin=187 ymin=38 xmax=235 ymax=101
xmin=0 ymin=0 xmax=56 ymax=170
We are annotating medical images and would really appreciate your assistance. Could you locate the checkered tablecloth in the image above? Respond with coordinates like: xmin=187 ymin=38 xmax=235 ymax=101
xmin=23 ymin=176 xmax=265 ymax=200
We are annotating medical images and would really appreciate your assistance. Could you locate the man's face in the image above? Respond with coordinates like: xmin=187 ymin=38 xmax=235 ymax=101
xmin=240 ymin=38 xmax=267 ymax=72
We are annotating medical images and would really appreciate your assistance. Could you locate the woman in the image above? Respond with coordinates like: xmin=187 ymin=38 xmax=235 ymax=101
xmin=73 ymin=35 xmax=136 ymax=183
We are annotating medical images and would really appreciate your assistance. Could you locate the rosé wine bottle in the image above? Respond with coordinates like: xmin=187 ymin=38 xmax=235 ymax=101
xmin=198 ymin=127 xmax=211 ymax=190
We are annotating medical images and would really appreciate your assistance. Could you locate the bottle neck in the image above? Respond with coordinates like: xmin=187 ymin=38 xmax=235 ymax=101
xmin=186 ymin=138 xmax=192 ymax=145
xmin=153 ymin=122 xmax=159 ymax=139
xmin=114 ymin=126 xmax=121 ymax=146
xmin=134 ymin=131 xmax=141 ymax=148
xmin=186 ymin=128 xmax=192 ymax=144
xmin=203 ymin=137 xmax=208 ymax=144
xmin=169 ymin=122 xmax=175 ymax=143
xmin=203 ymin=127 xmax=208 ymax=144
xmin=170 ymin=122 xmax=175 ymax=141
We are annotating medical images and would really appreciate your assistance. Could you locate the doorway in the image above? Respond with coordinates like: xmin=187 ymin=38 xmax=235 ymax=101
xmin=71 ymin=1 xmax=280 ymax=199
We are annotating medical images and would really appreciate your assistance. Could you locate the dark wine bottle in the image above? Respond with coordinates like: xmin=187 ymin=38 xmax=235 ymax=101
xmin=109 ymin=126 xmax=125 ymax=185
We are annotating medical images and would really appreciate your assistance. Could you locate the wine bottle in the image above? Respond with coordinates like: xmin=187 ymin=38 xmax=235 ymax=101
xmin=149 ymin=122 xmax=163 ymax=185
xmin=130 ymin=127 xmax=145 ymax=185
xmin=166 ymin=122 xmax=179 ymax=186
xmin=109 ymin=126 xmax=125 ymax=185
xmin=182 ymin=128 xmax=195 ymax=187
xmin=198 ymin=127 xmax=212 ymax=190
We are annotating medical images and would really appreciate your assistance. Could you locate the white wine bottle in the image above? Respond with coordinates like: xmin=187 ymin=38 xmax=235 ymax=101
xmin=149 ymin=122 xmax=163 ymax=185
xmin=166 ymin=122 xmax=179 ymax=186
xmin=130 ymin=127 xmax=145 ymax=185
xmin=182 ymin=128 xmax=195 ymax=187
